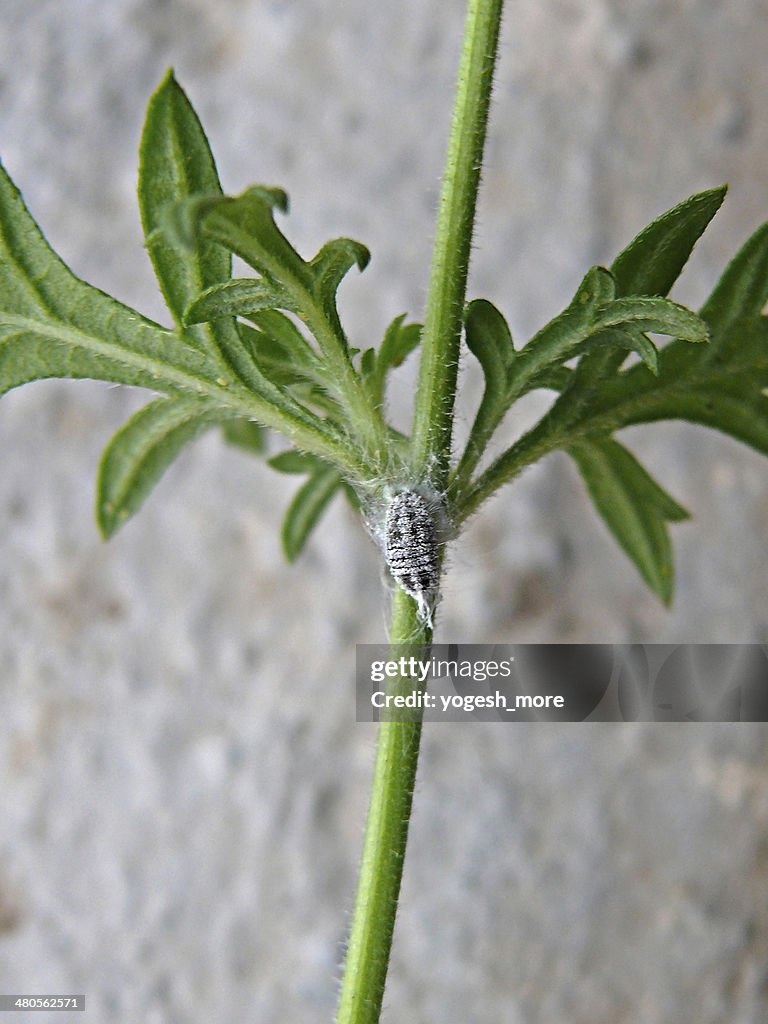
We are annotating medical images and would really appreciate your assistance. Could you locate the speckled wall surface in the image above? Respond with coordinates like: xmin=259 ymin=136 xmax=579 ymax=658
xmin=1 ymin=2 xmax=767 ymax=1021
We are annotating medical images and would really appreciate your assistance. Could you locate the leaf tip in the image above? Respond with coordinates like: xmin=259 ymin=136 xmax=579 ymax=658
xmin=355 ymin=244 xmax=371 ymax=272
xmin=242 ymin=185 xmax=290 ymax=214
xmin=96 ymin=501 xmax=118 ymax=541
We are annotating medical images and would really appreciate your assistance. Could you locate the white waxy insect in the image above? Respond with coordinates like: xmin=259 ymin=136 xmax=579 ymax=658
xmin=385 ymin=490 xmax=440 ymax=625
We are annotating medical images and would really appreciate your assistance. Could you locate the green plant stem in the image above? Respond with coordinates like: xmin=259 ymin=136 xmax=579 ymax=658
xmin=337 ymin=5 xmax=506 ymax=1020
xmin=336 ymin=588 xmax=430 ymax=1024
xmin=411 ymin=0 xmax=505 ymax=489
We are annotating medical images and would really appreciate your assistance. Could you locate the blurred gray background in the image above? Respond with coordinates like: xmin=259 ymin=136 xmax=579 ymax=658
xmin=1 ymin=1 xmax=768 ymax=1021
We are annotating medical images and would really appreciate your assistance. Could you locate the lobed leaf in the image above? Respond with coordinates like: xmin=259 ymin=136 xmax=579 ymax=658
xmin=457 ymin=299 xmax=516 ymax=478
xmin=222 ymin=418 xmax=267 ymax=455
xmin=567 ymin=188 xmax=729 ymax=393
xmin=577 ymin=327 xmax=659 ymax=375
xmin=185 ymin=278 xmax=292 ymax=324
xmin=0 ymin=159 xmax=368 ymax=482
xmin=138 ymin=70 xmax=231 ymax=355
xmin=611 ymin=186 xmax=727 ymax=299
xmin=269 ymin=449 xmax=326 ymax=474
xmin=569 ymin=437 xmax=690 ymax=603
xmin=700 ymin=221 xmax=768 ymax=336
xmin=310 ymin=237 xmax=370 ymax=315
xmin=281 ymin=464 xmax=343 ymax=561
xmin=97 ymin=395 xmax=223 ymax=538
xmin=510 ymin=266 xmax=616 ymax=395
xmin=363 ymin=314 xmax=421 ymax=408
xmin=625 ymin=385 xmax=768 ymax=458
xmin=0 ymin=162 xmax=227 ymax=398
xmin=593 ymin=296 xmax=709 ymax=344
xmin=166 ymin=188 xmax=311 ymax=296
xmin=169 ymin=186 xmax=371 ymax=373
xmin=378 ymin=318 xmax=421 ymax=375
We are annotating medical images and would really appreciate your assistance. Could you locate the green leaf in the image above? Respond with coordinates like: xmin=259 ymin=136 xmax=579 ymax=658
xmin=97 ymin=396 xmax=221 ymax=538
xmin=579 ymin=327 xmax=659 ymax=375
xmin=700 ymin=222 xmax=768 ymax=336
xmin=611 ymin=186 xmax=727 ymax=298
xmin=185 ymin=278 xmax=292 ymax=324
xmin=359 ymin=347 xmax=376 ymax=380
xmin=592 ymin=296 xmax=709 ymax=344
xmin=458 ymin=299 xmax=516 ymax=474
xmin=0 ymin=162 xmax=369 ymax=479
xmin=310 ymin=237 xmax=370 ymax=313
xmin=269 ymin=449 xmax=325 ymax=474
xmin=222 ymin=418 xmax=267 ymax=455
xmin=243 ymin=312 xmax=322 ymax=378
xmin=281 ymin=464 xmax=342 ymax=561
xmin=378 ymin=316 xmax=421 ymax=374
xmin=625 ymin=383 xmax=768 ymax=458
xmin=138 ymin=70 xmax=231 ymax=354
xmin=0 ymin=161 xmax=226 ymax=397
xmin=573 ymin=313 xmax=768 ymax=453
xmin=523 ymin=365 xmax=573 ymax=394
xmin=169 ymin=187 xmax=371 ymax=369
xmin=569 ymin=437 xmax=690 ymax=603
xmin=165 ymin=188 xmax=312 ymax=294
xmin=464 ymin=299 xmax=515 ymax=373
xmin=234 ymin=324 xmax=342 ymax=422
xmin=511 ymin=266 xmax=616 ymax=394
xmin=510 ymin=272 xmax=706 ymax=403
xmin=363 ymin=314 xmax=422 ymax=407
xmin=575 ymin=187 xmax=728 ymax=387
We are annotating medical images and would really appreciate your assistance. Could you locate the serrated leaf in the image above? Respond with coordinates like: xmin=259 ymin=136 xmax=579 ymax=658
xmin=222 ymin=418 xmax=267 ymax=455
xmin=138 ymin=70 xmax=231 ymax=356
xmin=281 ymin=464 xmax=342 ymax=561
xmin=0 ymin=162 xmax=367 ymax=478
xmin=569 ymin=437 xmax=690 ymax=603
xmin=700 ymin=222 xmax=768 ymax=336
xmin=611 ymin=186 xmax=727 ymax=298
xmin=97 ymin=395 xmax=221 ymax=538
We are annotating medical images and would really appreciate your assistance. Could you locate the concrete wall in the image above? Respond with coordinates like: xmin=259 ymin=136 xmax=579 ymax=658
xmin=1 ymin=2 xmax=767 ymax=1021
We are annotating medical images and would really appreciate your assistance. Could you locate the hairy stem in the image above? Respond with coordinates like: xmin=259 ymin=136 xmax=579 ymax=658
xmin=411 ymin=0 xmax=506 ymax=490
xmin=337 ymin=4 xmax=506 ymax=1020
xmin=336 ymin=588 xmax=430 ymax=1024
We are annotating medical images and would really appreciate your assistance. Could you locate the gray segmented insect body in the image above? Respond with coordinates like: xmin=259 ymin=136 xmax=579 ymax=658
xmin=385 ymin=490 xmax=440 ymax=623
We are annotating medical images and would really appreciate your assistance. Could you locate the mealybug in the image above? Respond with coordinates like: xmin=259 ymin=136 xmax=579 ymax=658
xmin=385 ymin=490 xmax=440 ymax=625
